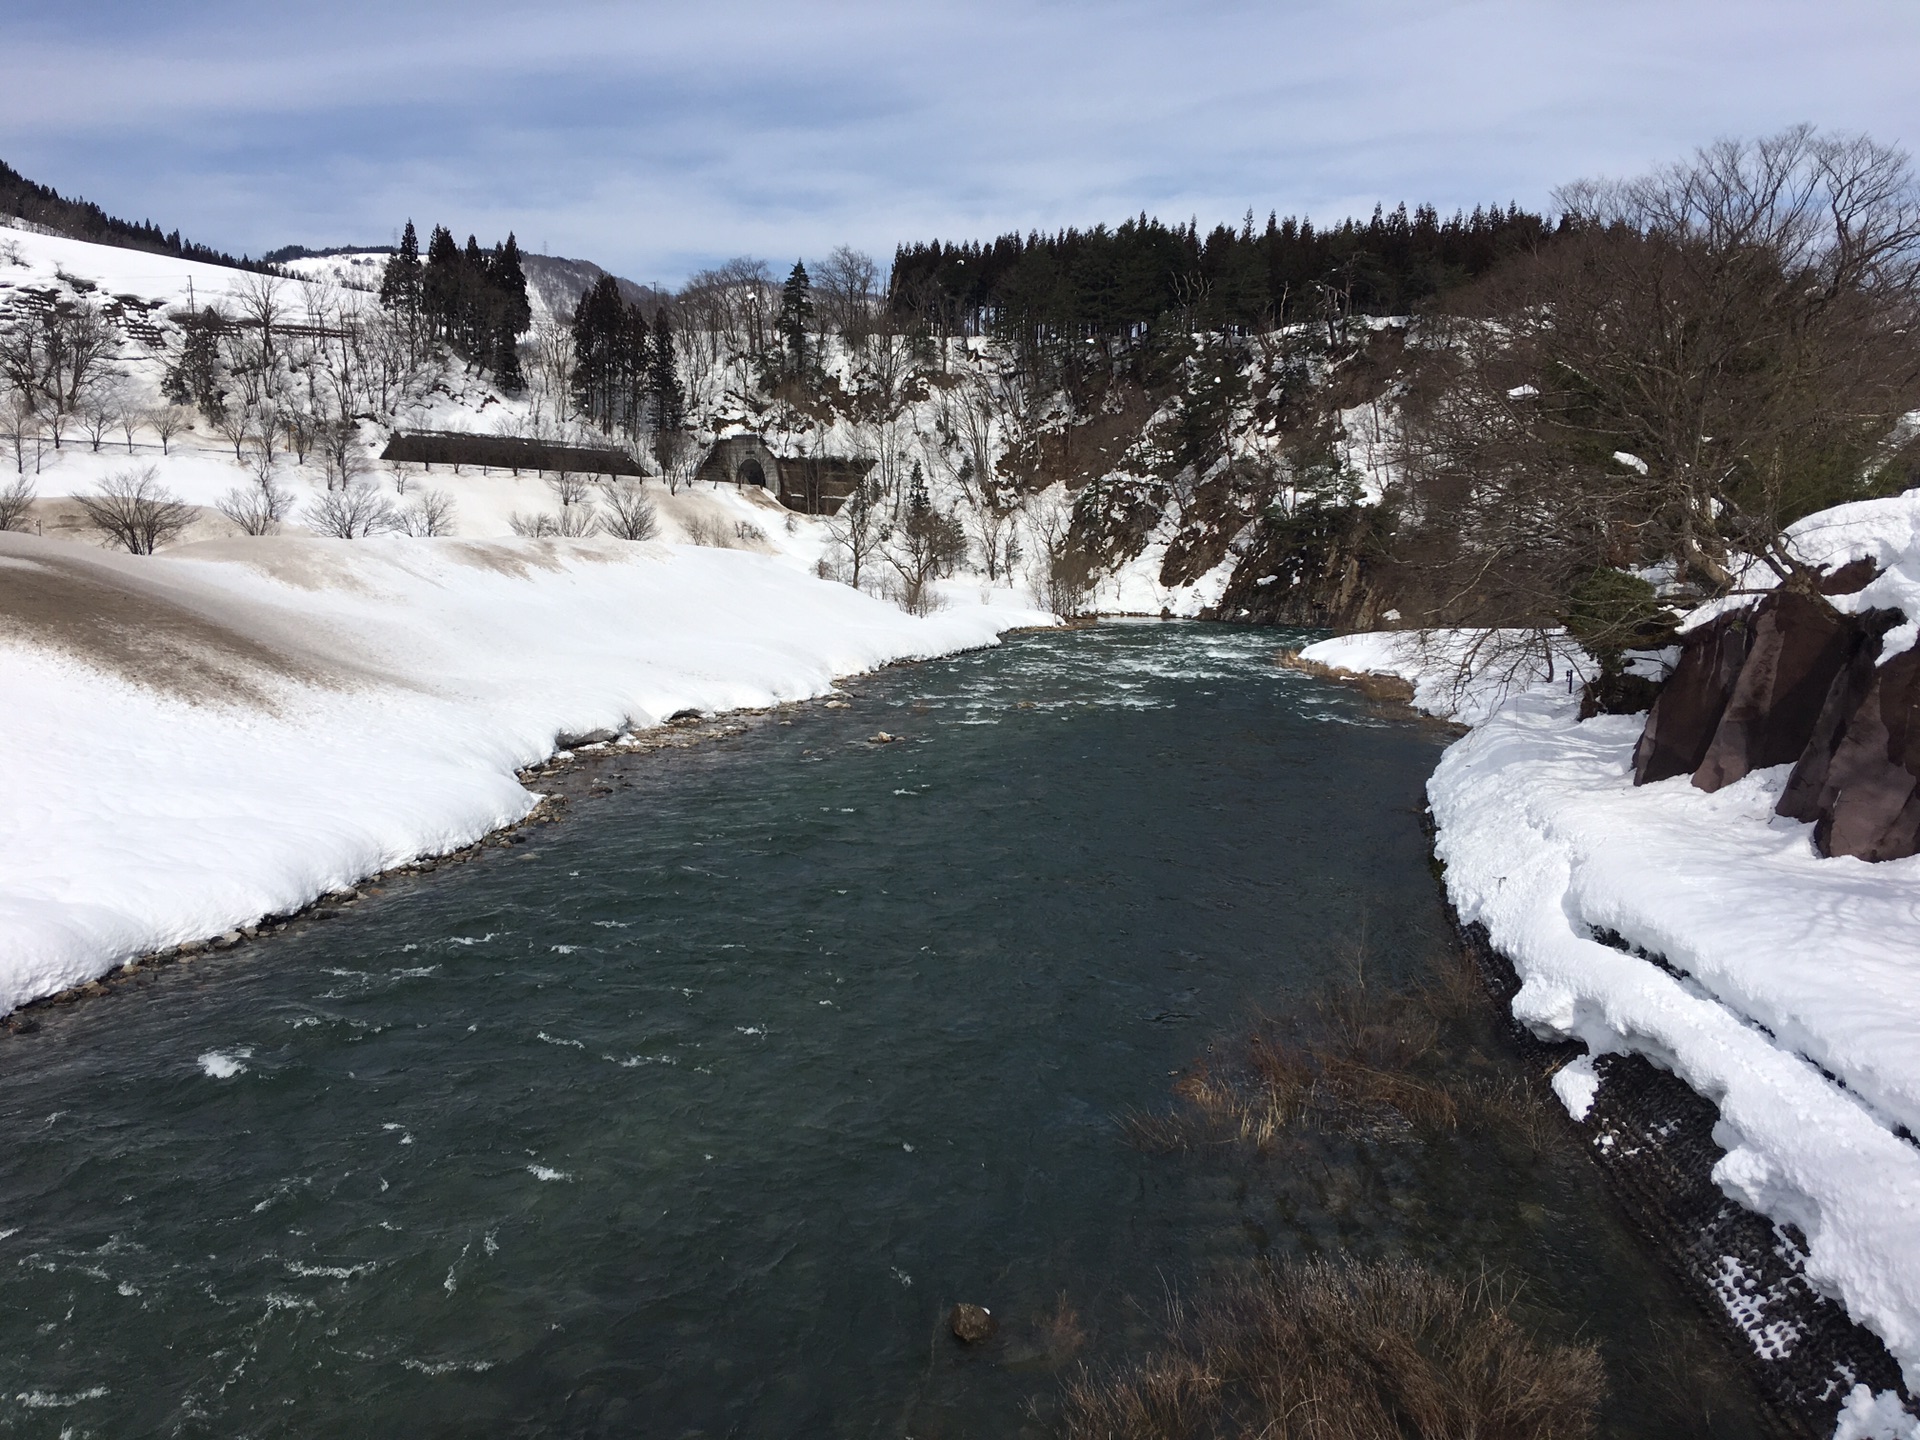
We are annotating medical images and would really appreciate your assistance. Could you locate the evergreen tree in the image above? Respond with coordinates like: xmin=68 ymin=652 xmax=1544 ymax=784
xmin=488 ymin=233 xmax=532 ymax=388
xmin=649 ymin=311 xmax=685 ymax=434
xmin=162 ymin=307 xmax=226 ymax=418
xmin=570 ymin=275 xmax=629 ymax=432
xmin=422 ymin=224 xmax=462 ymax=342
xmin=778 ymin=260 xmax=813 ymax=376
xmin=378 ymin=220 xmax=424 ymax=340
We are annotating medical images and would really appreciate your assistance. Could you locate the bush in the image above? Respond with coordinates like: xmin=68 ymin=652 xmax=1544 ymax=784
xmin=76 ymin=467 xmax=194 ymax=554
xmin=0 ymin=473 xmax=34 ymax=532
xmin=599 ymin=481 xmax=658 ymax=541
xmin=307 ymin=483 xmax=398 ymax=539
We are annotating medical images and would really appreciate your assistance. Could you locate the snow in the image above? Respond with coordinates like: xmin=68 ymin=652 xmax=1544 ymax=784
xmin=0 ymin=530 xmax=1051 ymax=1015
xmin=1298 ymin=628 xmax=1592 ymax=725
xmin=1303 ymin=495 xmax=1920 ymax=1422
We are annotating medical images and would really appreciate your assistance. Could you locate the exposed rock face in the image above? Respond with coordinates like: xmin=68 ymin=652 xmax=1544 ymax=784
xmin=1626 ymin=564 xmax=1920 ymax=860
xmin=1799 ymin=648 xmax=1920 ymax=861
xmin=1631 ymin=610 xmax=1754 ymax=785
xmin=1692 ymin=591 xmax=1867 ymax=793
xmin=1776 ymin=611 xmax=1902 ymax=823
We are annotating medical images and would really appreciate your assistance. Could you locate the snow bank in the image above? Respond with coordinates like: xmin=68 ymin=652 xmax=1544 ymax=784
xmin=1299 ymin=628 xmax=1592 ymax=725
xmin=1429 ymin=693 xmax=1920 ymax=1394
xmin=1304 ymin=498 xmax=1920 ymax=1414
xmin=0 ymin=531 xmax=1051 ymax=1012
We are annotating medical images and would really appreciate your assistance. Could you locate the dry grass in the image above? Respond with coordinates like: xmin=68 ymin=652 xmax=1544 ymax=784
xmin=1128 ymin=949 xmax=1566 ymax=1160
xmin=1129 ymin=966 xmax=1460 ymax=1154
xmin=1062 ymin=1258 xmax=1605 ymax=1440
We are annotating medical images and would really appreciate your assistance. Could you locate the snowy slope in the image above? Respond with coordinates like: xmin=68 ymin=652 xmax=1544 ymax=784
xmin=0 ymin=530 xmax=1051 ymax=1015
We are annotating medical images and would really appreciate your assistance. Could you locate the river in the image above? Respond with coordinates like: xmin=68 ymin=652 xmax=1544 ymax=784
xmin=0 ymin=623 xmax=1763 ymax=1437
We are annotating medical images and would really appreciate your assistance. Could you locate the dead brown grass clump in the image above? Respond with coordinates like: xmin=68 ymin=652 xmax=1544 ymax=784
xmin=1062 ymin=1258 xmax=1604 ymax=1440
xmin=1129 ymin=969 xmax=1460 ymax=1153
xmin=1128 ymin=947 xmax=1573 ymax=1162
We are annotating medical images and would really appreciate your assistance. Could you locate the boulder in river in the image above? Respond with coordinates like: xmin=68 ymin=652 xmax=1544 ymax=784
xmin=949 ymin=1303 xmax=997 ymax=1344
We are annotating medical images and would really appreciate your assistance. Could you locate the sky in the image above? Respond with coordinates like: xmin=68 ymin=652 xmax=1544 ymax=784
xmin=3 ymin=0 xmax=1919 ymax=286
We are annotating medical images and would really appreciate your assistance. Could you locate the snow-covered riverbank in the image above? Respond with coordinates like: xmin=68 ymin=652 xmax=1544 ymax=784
xmin=1300 ymin=521 xmax=1920 ymax=1433
xmin=0 ymin=530 xmax=1050 ymax=1013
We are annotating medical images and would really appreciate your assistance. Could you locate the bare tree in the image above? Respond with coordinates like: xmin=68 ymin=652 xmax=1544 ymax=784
xmin=885 ymin=468 xmax=968 ymax=614
xmin=210 ymin=401 xmax=252 ymax=461
xmin=0 ymin=392 xmax=40 ymax=474
xmin=76 ymin=466 xmax=196 ymax=554
xmin=1027 ymin=503 xmax=1095 ymax=618
xmin=509 ymin=506 xmax=599 ymax=538
xmin=815 ymin=245 xmax=879 ymax=349
xmin=545 ymin=468 xmax=593 ymax=510
xmin=218 ymin=480 xmax=291 ymax=535
xmin=0 ymin=294 xmax=117 ymax=448
xmin=147 ymin=404 xmax=190 ymax=456
xmin=307 ymin=482 xmax=397 ymax=538
xmin=398 ymin=488 xmax=458 ymax=537
xmin=598 ymin=479 xmax=658 ymax=540
xmin=114 ymin=397 xmax=142 ymax=454
xmin=652 ymin=427 xmax=700 ymax=494
xmin=318 ymin=416 xmax=368 ymax=492
xmin=246 ymin=401 xmax=282 ymax=478
xmin=0 ymin=473 xmax=34 ymax=531
xmin=78 ymin=388 xmax=117 ymax=452
xmin=824 ymin=476 xmax=889 ymax=588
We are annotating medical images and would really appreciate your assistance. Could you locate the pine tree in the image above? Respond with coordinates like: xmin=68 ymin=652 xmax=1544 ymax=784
xmin=163 ymin=307 xmax=226 ymax=417
xmin=490 ymin=232 xmax=532 ymax=384
xmin=778 ymin=260 xmax=813 ymax=377
xmin=570 ymin=275 xmax=627 ymax=431
xmin=649 ymin=311 xmax=685 ymax=434
xmin=379 ymin=220 xmax=424 ymax=334
xmin=423 ymin=224 xmax=461 ymax=343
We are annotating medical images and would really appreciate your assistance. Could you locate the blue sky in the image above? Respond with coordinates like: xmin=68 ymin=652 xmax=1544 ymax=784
xmin=3 ymin=0 xmax=1918 ymax=284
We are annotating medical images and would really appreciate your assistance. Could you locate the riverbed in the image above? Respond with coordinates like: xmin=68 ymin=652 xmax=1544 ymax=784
xmin=0 ymin=623 xmax=1763 ymax=1437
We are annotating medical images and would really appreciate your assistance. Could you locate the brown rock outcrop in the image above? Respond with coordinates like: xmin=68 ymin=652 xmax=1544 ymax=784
xmin=1799 ymin=648 xmax=1920 ymax=861
xmin=1692 ymin=590 xmax=1867 ymax=793
xmin=1631 ymin=610 xmax=1755 ymax=785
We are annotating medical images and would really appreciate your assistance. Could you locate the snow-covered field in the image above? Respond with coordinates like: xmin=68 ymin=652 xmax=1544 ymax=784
xmin=1302 ymin=499 xmax=1920 ymax=1432
xmin=0 ymin=529 xmax=1050 ymax=1014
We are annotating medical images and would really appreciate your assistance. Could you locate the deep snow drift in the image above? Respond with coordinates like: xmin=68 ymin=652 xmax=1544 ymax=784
xmin=0 ymin=530 xmax=1050 ymax=1014
xmin=1301 ymin=497 xmax=1920 ymax=1432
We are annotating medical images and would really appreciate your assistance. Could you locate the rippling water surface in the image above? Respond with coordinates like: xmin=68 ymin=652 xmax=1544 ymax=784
xmin=0 ymin=624 xmax=1761 ymax=1437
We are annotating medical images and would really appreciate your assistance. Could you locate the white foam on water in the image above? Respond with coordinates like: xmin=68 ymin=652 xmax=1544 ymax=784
xmin=197 ymin=1049 xmax=251 ymax=1079
xmin=13 ymin=1387 xmax=107 ymax=1408
xmin=526 ymin=1165 xmax=571 ymax=1183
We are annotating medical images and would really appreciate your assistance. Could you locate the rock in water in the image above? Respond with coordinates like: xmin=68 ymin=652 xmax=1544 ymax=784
xmin=949 ymin=1303 xmax=996 ymax=1344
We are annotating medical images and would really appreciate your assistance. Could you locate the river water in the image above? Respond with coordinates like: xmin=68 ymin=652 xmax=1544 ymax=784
xmin=0 ymin=624 xmax=1762 ymax=1438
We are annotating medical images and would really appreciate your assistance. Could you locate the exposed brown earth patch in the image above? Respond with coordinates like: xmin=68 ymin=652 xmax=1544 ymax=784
xmin=0 ymin=532 xmax=342 ymax=709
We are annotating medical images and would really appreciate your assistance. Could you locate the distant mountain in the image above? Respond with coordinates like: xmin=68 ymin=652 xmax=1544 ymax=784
xmin=0 ymin=158 xmax=270 ymax=272
xmin=521 ymin=253 xmax=667 ymax=321
xmin=267 ymin=243 xmax=665 ymax=324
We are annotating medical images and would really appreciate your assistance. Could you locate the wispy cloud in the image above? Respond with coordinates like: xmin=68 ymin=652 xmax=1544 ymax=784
xmin=3 ymin=0 xmax=1916 ymax=280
